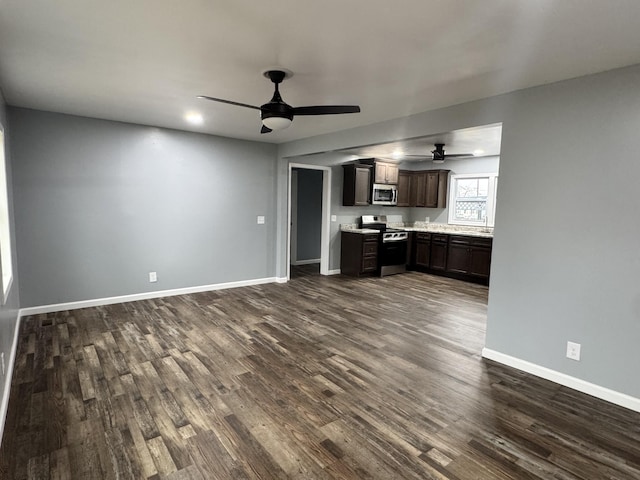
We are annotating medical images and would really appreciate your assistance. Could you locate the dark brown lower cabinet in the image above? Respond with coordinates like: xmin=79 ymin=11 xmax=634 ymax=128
xmin=409 ymin=232 xmax=492 ymax=285
xmin=446 ymin=235 xmax=492 ymax=283
xmin=414 ymin=232 xmax=431 ymax=268
xmin=340 ymin=231 xmax=379 ymax=276
xmin=429 ymin=234 xmax=448 ymax=271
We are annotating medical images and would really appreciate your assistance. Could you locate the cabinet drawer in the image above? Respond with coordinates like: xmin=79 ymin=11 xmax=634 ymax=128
xmin=416 ymin=232 xmax=431 ymax=241
xmin=471 ymin=237 xmax=493 ymax=247
xmin=432 ymin=234 xmax=448 ymax=243
xmin=449 ymin=235 xmax=471 ymax=245
xmin=363 ymin=242 xmax=378 ymax=256
xmin=362 ymin=257 xmax=378 ymax=272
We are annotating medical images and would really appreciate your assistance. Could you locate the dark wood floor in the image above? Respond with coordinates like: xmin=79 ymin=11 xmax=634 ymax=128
xmin=1 ymin=272 xmax=639 ymax=479
xmin=290 ymin=263 xmax=320 ymax=279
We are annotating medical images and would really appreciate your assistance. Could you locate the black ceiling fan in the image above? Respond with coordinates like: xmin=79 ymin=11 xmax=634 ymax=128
xmin=403 ymin=143 xmax=475 ymax=163
xmin=198 ymin=69 xmax=361 ymax=134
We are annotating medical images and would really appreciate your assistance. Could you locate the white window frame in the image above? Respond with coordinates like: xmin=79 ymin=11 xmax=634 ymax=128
xmin=0 ymin=124 xmax=13 ymax=304
xmin=447 ymin=173 xmax=498 ymax=228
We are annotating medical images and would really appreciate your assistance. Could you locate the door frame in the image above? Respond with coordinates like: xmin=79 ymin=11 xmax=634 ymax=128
xmin=287 ymin=163 xmax=331 ymax=279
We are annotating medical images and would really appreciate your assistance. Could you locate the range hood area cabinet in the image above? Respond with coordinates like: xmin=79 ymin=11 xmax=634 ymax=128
xmin=358 ymin=158 xmax=399 ymax=185
xmin=398 ymin=169 xmax=450 ymax=208
xmin=343 ymin=163 xmax=373 ymax=206
xmin=374 ymin=161 xmax=399 ymax=184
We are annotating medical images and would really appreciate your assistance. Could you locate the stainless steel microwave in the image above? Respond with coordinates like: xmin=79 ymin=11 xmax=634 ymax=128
xmin=372 ymin=183 xmax=397 ymax=205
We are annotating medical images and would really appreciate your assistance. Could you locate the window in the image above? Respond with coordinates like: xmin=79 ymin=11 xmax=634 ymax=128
xmin=0 ymin=124 xmax=12 ymax=303
xmin=448 ymin=173 xmax=498 ymax=227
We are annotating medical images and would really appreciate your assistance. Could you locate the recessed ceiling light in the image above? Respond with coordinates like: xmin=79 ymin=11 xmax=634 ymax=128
xmin=185 ymin=112 xmax=203 ymax=125
xmin=473 ymin=149 xmax=485 ymax=156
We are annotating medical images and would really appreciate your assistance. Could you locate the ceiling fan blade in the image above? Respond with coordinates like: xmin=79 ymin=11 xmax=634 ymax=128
xmin=261 ymin=125 xmax=272 ymax=134
xmin=444 ymin=153 xmax=475 ymax=158
xmin=292 ymin=105 xmax=360 ymax=116
xmin=198 ymin=96 xmax=261 ymax=111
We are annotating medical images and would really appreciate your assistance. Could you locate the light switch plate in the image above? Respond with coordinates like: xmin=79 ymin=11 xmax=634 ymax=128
xmin=257 ymin=216 xmax=265 ymax=224
xmin=331 ymin=215 xmax=337 ymax=222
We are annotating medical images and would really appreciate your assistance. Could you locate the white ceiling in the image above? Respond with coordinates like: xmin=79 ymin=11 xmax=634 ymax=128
xmin=337 ymin=123 xmax=502 ymax=162
xmin=1 ymin=1 xmax=640 ymax=144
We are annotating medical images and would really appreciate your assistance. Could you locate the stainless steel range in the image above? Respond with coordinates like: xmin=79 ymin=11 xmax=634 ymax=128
xmin=360 ymin=215 xmax=409 ymax=276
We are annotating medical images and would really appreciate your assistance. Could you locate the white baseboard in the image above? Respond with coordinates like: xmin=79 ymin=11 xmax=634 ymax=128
xmin=19 ymin=277 xmax=282 ymax=316
xmin=292 ymin=259 xmax=321 ymax=266
xmin=327 ymin=269 xmax=341 ymax=275
xmin=0 ymin=314 xmax=21 ymax=447
xmin=482 ymin=348 xmax=640 ymax=413
xmin=275 ymin=277 xmax=288 ymax=284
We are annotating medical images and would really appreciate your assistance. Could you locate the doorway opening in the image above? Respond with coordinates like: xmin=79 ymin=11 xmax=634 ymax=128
xmin=287 ymin=164 xmax=331 ymax=280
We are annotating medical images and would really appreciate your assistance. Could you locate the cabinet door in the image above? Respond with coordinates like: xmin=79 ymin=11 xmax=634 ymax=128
xmin=385 ymin=164 xmax=399 ymax=184
xmin=415 ymin=172 xmax=427 ymax=207
xmin=446 ymin=244 xmax=470 ymax=274
xmin=354 ymin=166 xmax=371 ymax=206
xmin=374 ymin=162 xmax=399 ymax=184
xmin=409 ymin=173 xmax=418 ymax=207
xmin=374 ymin=163 xmax=387 ymax=184
xmin=415 ymin=242 xmax=430 ymax=267
xmin=430 ymin=241 xmax=447 ymax=271
xmin=436 ymin=170 xmax=449 ymax=208
xmin=396 ymin=171 xmax=411 ymax=207
xmin=468 ymin=247 xmax=491 ymax=279
xmin=425 ymin=171 xmax=439 ymax=208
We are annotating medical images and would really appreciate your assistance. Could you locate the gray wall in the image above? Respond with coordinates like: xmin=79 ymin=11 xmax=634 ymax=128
xmin=294 ymin=169 xmax=322 ymax=262
xmin=10 ymin=108 xmax=278 ymax=307
xmin=0 ymin=89 xmax=21 ymax=445
xmin=278 ymin=64 xmax=640 ymax=399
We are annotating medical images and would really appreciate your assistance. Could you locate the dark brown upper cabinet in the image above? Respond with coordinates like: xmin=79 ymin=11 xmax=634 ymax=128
xmin=342 ymin=163 xmax=373 ymax=206
xmin=373 ymin=161 xmax=399 ymax=185
xmin=405 ymin=169 xmax=450 ymax=208
xmin=396 ymin=170 xmax=412 ymax=207
xmin=425 ymin=170 xmax=450 ymax=208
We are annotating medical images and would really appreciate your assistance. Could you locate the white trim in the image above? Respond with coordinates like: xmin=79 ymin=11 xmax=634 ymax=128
xmin=482 ymin=348 xmax=640 ymax=413
xmin=292 ymin=258 xmax=321 ymax=266
xmin=0 ymin=313 xmax=21 ymax=447
xmin=287 ymin=163 xmax=332 ymax=279
xmin=275 ymin=277 xmax=288 ymax=284
xmin=290 ymin=170 xmax=298 ymax=266
xmin=19 ymin=277 xmax=281 ymax=316
xmin=327 ymin=269 xmax=341 ymax=275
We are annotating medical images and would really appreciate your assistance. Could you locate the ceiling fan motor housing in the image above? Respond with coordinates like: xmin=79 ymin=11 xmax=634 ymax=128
xmin=261 ymin=101 xmax=293 ymax=121
xmin=432 ymin=143 xmax=446 ymax=161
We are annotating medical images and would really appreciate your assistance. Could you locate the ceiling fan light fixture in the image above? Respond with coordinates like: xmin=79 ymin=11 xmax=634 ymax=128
xmin=432 ymin=158 xmax=445 ymax=164
xmin=262 ymin=116 xmax=292 ymax=131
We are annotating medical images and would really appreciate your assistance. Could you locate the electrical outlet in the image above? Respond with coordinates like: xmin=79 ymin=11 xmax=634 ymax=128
xmin=566 ymin=341 xmax=581 ymax=361
xmin=331 ymin=215 xmax=337 ymax=222
xmin=257 ymin=216 xmax=265 ymax=224
xmin=1 ymin=352 xmax=5 ymax=375
xmin=149 ymin=271 xmax=157 ymax=283
xmin=425 ymin=216 xmax=430 ymax=223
